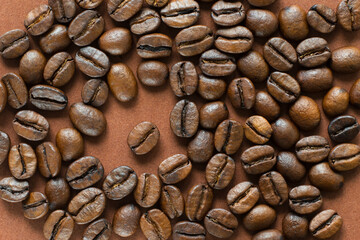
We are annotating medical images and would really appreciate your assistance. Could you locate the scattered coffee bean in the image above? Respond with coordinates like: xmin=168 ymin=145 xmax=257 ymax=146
xmin=24 ymin=4 xmax=54 ymax=36
xmin=19 ymin=50 xmax=47 ymax=85
xmin=243 ymin=204 xmax=276 ymax=232
xmin=228 ymin=77 xmax=255 ymax=110
xmin=328 ymin=115 xmax=359 ymax=142
xmin=227 ymin=181 xmax=260 ymax=215
xmin=350 ymin=78 xmax=360 ymax=107
xmin=246 ymin=9 xmax=278 ymax=37
xmin=241 ymin=145 xmax=276 ymax=175
xmin=276 ymin=152 xmax=306 ymax=182
xmin=309 ymin=209 xmax=343 ymax=239
xmin=0 ymin=131 xmax=10 ymax=166
xmin=83 ymin=218 xmax=111 ymax=240
xmin=39 ymin=24 xmax=72 ymax=54
xmin=81 ymin=79 xmax=109 ymax=107
xmin=170 ymin=99 xmax=199 ymax=138
xmin=0 ymin=177 xmax=29 ymax=203
xmin=244 ymin=115 xmax=273 ymax=145
xmin=137 ymin=61 xmax=169 ymax=87
xmin=337 ymin=0 xmax=360 ymax=31
xmin=113 ymin=204 xmax=141 ymax=238
xmin=297 ymin=67 xmax=333 ymax=93
xmin=248 ymin=0 xmax=276 ymax=7
xmin=173 ymin=221 xmax=206 ymax=240
xmin=295 ymin=135 xmax=330 ymax=163
xmin=282 ymin=212 xmax=309 ymax=240
xmin=187 ymin=130 xmax=214 ymax=163
xmin=45 ymin=178 xmax=71 ymax=210
xmin=272 ymin=118 xmax=300 ymax=149
xmin=199 ymin=101 xmax=228 ymax=129
xmin=13 ymin=110 xmax=49 ymax=141
xmin=160 ymin=0 xmax=200 ymax=28
xmin=158 ymin=154 xmax=192 ymax=184
xmin=185 ymin=184 xmax=213 ymax=221
xmin=237 ymin=50 xmax=269 ymax=83
xmin=289 ymin=96 xmax=321 ymax=131
xmin=146 ymin=0 xmax=167 ymax=7
xmin=130 ymin=8 xmax=161 ymax=35
xmin=329 ymin=143 xmax=360 ymax=171
xmin=263 ymin=37 xmax=297 ymax=72
xmin=56 ymin=127 xmax=84 ymax=162
xmin=43 ymin=210 xmax=74 ymax=240
xmin=29 ymin=85 xmax=68 ymax=111
xmin=206 ymin=153 xmax=235 ymax=190
xmin=331 ymin=46 xmax=360 ymax=73
xmin=198 ymin=74 xmax=226 ymax=101
xmin=309 ymin=162 xmax=344 ymax=191
xmin=0 ymin=29 xmax=29 ymax=59
xmin=99 ymin=28 xmax=132 ymax=56
xmin=76 ymin=47 xmax=110 ymax=78
xmin=289 ymin=185 xmax=323 ymax=215
xmin=76 ymin=0 xmax=103 ymax=9
xmin=127 ymin=121 xmax=160 ymax=155
xmin=160 ymin=185 xmax=184 ymax=219
xmin=279 ymin=5 xmax=309 ymax=41
xmin=176 ymin=25 xmax=213 ymax=57
xmin=108 ymin=63 xmax=138 ymax=102
xmin=214 ymin=119 xmax=243 ymax=155
xmin=36 ymin=142 xmax=62 ymax=178
xmin=140 ymin=209 xmax=172 ymax=240
xmin=215 ymin=26 xmax=253 ymax=54
xmin=254 ymin=91 xmax=280 ymax=122
xmin=267 ymin=72 xmax=300 ymax=104
xmin=204 ymin=208 xmax=238 ymax=239
xmin=22 ymin=192 xmax=49 ymax=220
xmin=49 ymin=0 xmax=76 ymax=23
xmin=307 ymin=4 xmax=337 ymax=33
xmin=134 ymin=173 xmax=161 ymax=208
xmin=107 ymin=0 xmax=143 ymax=22
xmin=200 ymin=49 xmax=236 ymax=77
xmin=43 ymin=52 xmax=75 ymax=87
xmin=136 ymin=33 xmax=172 ymax=58
xmin=259 ymin=171 xmax=288 ymax=206
xmin=170 ymin=61 xmax=198 ymax=97
xmin=211 ymin=0 xmax=245 ymax=26
xmin=323 ymin=87 xmax=349 ymax=116
xmin=297 ymin=37 xmax=331 ymax=68
xmin=253 ymin=229 xmax=283 ymax=240
xmin=102 ymin=166 xmax=137 ymax=200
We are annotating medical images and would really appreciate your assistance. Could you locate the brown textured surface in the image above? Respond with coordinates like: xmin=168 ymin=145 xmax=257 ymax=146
xmin=0 ymin=0 xmax=359 ymax=239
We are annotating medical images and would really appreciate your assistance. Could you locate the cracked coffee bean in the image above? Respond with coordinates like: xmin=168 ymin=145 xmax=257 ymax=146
xmin=22 ymin=192 xmax=49 ymax=220
xmin=211 ymin=0 xmax=245 ymax=26
xmin=227 ymin=182 xmax=259 ymax=215
xmin=158 ymin=154 xmax=192 ymax=184
xmin=206 ymin=153 xmax=235 ymax=190
xmin=13 ymin=110 xmax=49 ymax=141
xmin=44 ymin=52 xmax=75 ymax=87
xmin=244 ymin=115 xmax=273 ymax=145
xmin=200 ymin=49 xmax=236 ymax=77
xmin=107 ymin=0 xmax=143 ymax=22
xmin=29 ymin=85 xmax=68 ymax=111
xmin=307 ymin=4 xmax=337 ymax=33
xmin=173 ymin=221 xmax=206 ymax=240
xmin=160 ymin=185 xmax=184 ymax=219
xmin=83 ymin=218 xmax=112 ymax=240
xmin=81 ymin=79 xmax=109 ymax=107
xmin=204 ymin=208 xmax=238 ymax=239
xmin=264 ymin=37 xmax=297 ymax=72
xmin=130 ymin=8 xmax=161 ymax=35
xmin=267 ymin=72 xmax=300 ymax=104
xmin=140 ymin=209 xmax=172 ymax=240
xmin=310 ymin=209 xmax=343 ymax=239
xmin=259 ymin=171 xmax=288 ymax=206
xmin=0 ymin=177 xmax=29 ymax=203
xmin=328 ymin=115 xmax=359 ymax=142
xmin=170 ymin=61 xmax=198 ymax=97
xmin=214 ymin=120 xmax=243 ymax=155
xmin=113 ymin=204 xmax=141 ymax=238
xmin=0 ymin=29 xmax=29 ymax=59
xmin=102 ymin=166 xmax=137 ymax=200
xmin=170 ymin=99 xmax=199 ymax=138
xmin=49 ymin=0 xmax=77 ymax=23
xmin=136 ymin=33 xmax=172 ymax=58
xmin=337 ymin=0 xmax=360 ymax=31
xmin=127 ymin=121 xmax=160 ymax=155
xmin=185 ymin=184 xmax=213 ymax=221
xmin=160 ymin=0 xmax=200 ymax=28
xmin=134 ymin=173 xmax=161 ymax=208
xmin=36 ymin=142 xmax=62 ymax=178
xmin=227 ymin=77 xmax=255 ymax=110
xmin=329 ymin=143 xmax=360 ymax=171
xmin=75 ymin=47 xmax=110 ymax=78
xmin=24 ymin=4 xmax=54 ymax=36
xmin=215 ymin=26 xmax=254 ymax=54
xmin=43 ymin=210 xmax=74 ymax=240
xmin=297 ymin=37 xmax=331 ymax=68
xmin=241 ymin=145 xmax=276 ymax=175
xmin=289 ymin=185 xmax=323 ymax=215
xmin=295 ymin=135 xmax=330 ymax=163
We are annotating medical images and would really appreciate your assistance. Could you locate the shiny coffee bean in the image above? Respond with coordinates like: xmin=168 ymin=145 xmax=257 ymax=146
xmin=279 ymin=5 xmax=309 ymax=41
xmin=310 ymin=210 xmax=343 ymax=239
xmin=297 ymin=67 xmax=333 ymax=93
xmin=170 ymin=99 xmax=199 ymax=138
xmin=323 ymin=87 xmax=349 ymax=116
xmin=39 ymin=25 xmax=71 ymax=54
xmin=289 ymin=96 xmax=321 ymax=131
xmin=237 ymin=50 xmax=269 ymax=83
xmin=0 ymin=81 xmax=6 ymax=113
xmin=160 ymin=185 xmax=184 ymax=219
xmin=204 ymin=208 xmax=238 ymax=239
xmin=83 ymin=218 xmax=111 ymax=240
xmin=248 ymin=0 xmax=276 ymax=7
xmin=253 ymin=229 xmax=283 ymax=240
xmin=13 ymin=110 xmax=49 ymax=141
xmin=160 ymin=0 xmax=200 ymax=28
xmin=337 ymin=0 xmax=360 ymax=31
xmin=267 ymin=72 xmax=300 ymax=104
xmin=197 ymin=75 xmax=226 ymax=100
xmin=329 ymin=143 xmax=360 ymax=171
xmin=272 ymin=118 xmax=300 ymax=149
xmin=113 ymin=204 xmax=141 ymax=238
xmin=215 ymin=26 xmax=253 ymax=54
xmin=45 ymin=178 xmax=71 ymax=210
xmin=0 ymin=29 xmax=29 ymax=59
xmin=76 ymin=0 xmax=103 ymax=9
xmin=228 ymin=77 xmax=255 ymax=110
xmin=43 ymin=210 xmax=74 ymax=240
xmin=146 ymin=0 xmax=168 ymax=7
xmin=276 ymin=152 xmax=306 ymax=182
xmin=211 ymin=1 xmax=245 ymax=27
xmin=254 ymin=91 xmax=280 ymax=122
xmin=297 ymin=37 xmax=331 ymax=68
xmin=307 ymin=4 xmax=337 ymax=33
xmin=173 ymin=221 xmax=206 ymax=240
xmin=82 ymin=79 xmax=109 ymax=107
xmin=36 ymin=142 xmax=62 ymax=178
xmin=49 ymin=0 xmax=77 ymax=23
xmin=200 ymin=49 xmax=236 ymax=77
xmin=331 ymin=46 xmax=360 ymax=73
xmin=289 ymin=185 xmax=323 ymax=215
xmin=199 ymin=101 xmax=228 ymax=129
xmin=264 ymin=37 xmax=297 ymax=72
xmin=295 ymin=136 xmax=330 ymax=163
xmin=206 ymin=153 xmax=235 ymax=190
xmin=243 ymin=204 xmax=276 ymax=232
xmin=241 ymin=145 xmax=276 ymax=175
xmin=187 ymin=130 xmax=214 ymax=163
xmin=214 ymin=120 xmax=243 ymax=155
xmin=328 ymin=115 xmax=359 ymax=142
xmin=282 ymin=212 xmax=309 ymax=240
xmin=134 ymin=173 xmax=161 ymax=208
xmin=259 ymin=171 xmax=288 ymax=206
xmin=227 ymin=181 xmax=259 ymax=215
xmin=127 ymin=122 xmax=160 ymax=155
xmin=76 ymin=47 xmax=110 ymax=78
xmin=244 ymin=115 xmax=273 ymax=145
xmin=29 ymin=85 xmax=68 ymax=111
xmin=140 ymin=209 xmax=171 ymax=240
xmin=350 ymin=78 xmax=360 ymax=107
xmin=19 ymin=50 xmax=46 ymax=85
xmin=43 ymin=52 xmax=75 ymax=87
xmin=158 ymin=154 xmax=192 ymax=184
xmin=22 ymin=192 xmax=49 ymax=220
xmin=0 ymin=177 xmax=29 ymax=202
xmin=99 ymin=28 xmax=132 ymax=56
xmin=107 ymin=0 xmax=143 ymax=22
xmin=136 ymin=33 xmax=172 ymax=58
xmin=0 ymin=131 xmax=10 ymax=166
xmin=137 ymin=61 xmax=168 ymax=87
xmin=170 ymin=61 xmax=198 ymax=97
xmin=246 ymin=9 xmax=278 ymax=37
xmin=24 ymin=4 xmax=54 ymax=36
xmin=185 ymin=184 xmax=213 ymax=221
xmin=130 ymin=8 xmax=161 ymax=35
xmin=56 ymin=128 xmax=84 ymax=162
xmin=102 ymin=166 xmax=137 ymax=200
xmin=309 ymin=162 xmax=344 ymax=191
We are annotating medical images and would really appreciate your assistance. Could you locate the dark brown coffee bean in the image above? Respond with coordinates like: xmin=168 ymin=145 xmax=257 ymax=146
xmin=0 ymin=29 xmax=29 ymax=59
xmin=56 ymin=128 xmax=84 ymax=162
xmin=350 ymin=78 xmax=360 ymax=107
xmin=0 ymin=131 xmax=10 ymax=166
xmin=137 ymin=61 xmax=168 ymax=87
xmin=170 ymin=99 xmax=199 ymax=138
xmin=204 ymin=208 xmax=238 ymax=239
xmin=199 ymin=101 xmax=228 ymax=129
xmin=24 ymin=4 xmax=54 ymax=36
xmin=323 ymin=87 xmax=349 ymax=116
xmin=264 ymin=37 xmax=297 ymax=72
xmin=200 ymin=49 xmax=236 ymax=77
xmin=173 ymin=221 xmax=206 ymax=240
xmin=307 ymin=4 xmax=337 ymax=33
xmin=113 ymin=204 xmax=141 ymax=237
xmin=43 ymin=210 xmax=74 ymax=240
xmin=44 ymin=52 xmax=75 ymax=87
xmin=215 ymin=26 xmax=254 ymax=54
xmin=297 ymin=37 xmax=331 ymax=68
xmin=328 ymin=115 xmax=359 ymax=142
xmin=248 ymin=0 xmax=276 ymax=7
xmin=297 ymin=67 xmax=333 ymax=93
xmin=267 ymin=72 xmax=300 ymax=104
xmin=187 ymin=130 xmax=214 ymax=163
xmin=237 ymin=50 xmax=269 ymax=83
xmin=140 ymin=209 xmax=171 ymax=240
xmin=36 ymin=142 xmax=62 ymax=178
xmin=83 ymin=218 xmax=111 ymax=240
xmin=241 ymin=145 xmax=276 ymax=175
xmin=279 ymin=5 xmax=309 ymax=41
xmin=29 ymin=85 xmax=68 ymax=111
xmin=331 ymin=46 xmax=360 ymax=73
xmin=227 ymin=181 xmax=259 ymax=215
xmin=329 ymin=143 xmax=360 ymax=171
xmin=197 ymin=75 xmax=226 ymax=100
xmin=272 ymin=118 xmax=300 ymax=149
xmin=76 ymin=0 xmax=103 ymax=9
xmin=170 ymin=61 xmax=198 ymax=97
xmin=289 ymin=96 xmax=321 ymax=131
xmin=337 ymin=0 xmax=360 ymax=31
xmin=254 ymin=91 xmax=280 ymax=122
xmin=146 ymin=0 xmax=168 ymax=7
xmin=211 ymin=0 xmax=245 ymax=27
xmin=134 ymin=173 xmax=161 ymax=208
xmin=76 ymin=47 xmax=110 ymax=78
xmin=253 ymin=229 xmax=283 ymax=240
xmin=158 ymin=154 xmax=192 ymax=184
xmin=19 ymin=50 xmax=47 ymax=85
xmin=0 ymin=177 xmax=29 ymax=202
xmin=244 ymin=115 xmax=273 ymax=145
xmin=309 ymin=162 xmax=344 ymax=191
xmin=0 ymin=81 xmax=6 ymax=113
xmin=66 ymin=156 xmax=104 ymax=190
xmin=243 ymin=204 xmax=276 ymax=232
xmin=246 ymin=9 xmax=278 ymax=37
xmin=259 ymin=171 xmax=288 ymax=206
xmin=82 ymin=79 xmax=109 ymax=107
xmin=296 ymin=136 xmax=330 ymax=163
xmin=39 ymin=24 xmax=72 ymax=54
xmin=160 ymin=0 xmax=200 ymax=28
xmin=206 ymin=153 xmax=235 ymax=190
xmin=185 ymin=184 xmax=213 ymax=221
xmin=136 ymin=33 xmax=172 ymax=58
xmin=283 ymin=212 xmax=308 ymax=240
xmin=127 ymin=122 xmax=160 ymax=155
xmin=276 ymin=152 xmax=306 ymax=182
xmin=310 ymin=210 xmax=343 ymax=239
xmin=49 ymin=0 xmax=77 ymax=23
xmin=160 ymin=185 xmax=184 ymax=219
xmin=107 ymin=0 xmax=143 ymax=22
xmin=45 ymin=178 xmax=71 ymax=210
xmin=22 ymin=192 xmax=49 ymax=220
xmin=99 ymin=28 xmax=132 ymax=56
xmin=214 ymin=120 xmax=243 ymax=155
xmin=13 ymin=110 xmax=49 ymax=141
xmin=289 ymin=185 xmax=323 ymax=215
xmin=102 ymin=166 xmax=137 ymax=200
xmin=130 ymin=8 xmax=161 ymax=35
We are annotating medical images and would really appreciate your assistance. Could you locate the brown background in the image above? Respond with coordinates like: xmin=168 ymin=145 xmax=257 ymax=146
xmin=0 ymin=0 xmax=360 ymax=239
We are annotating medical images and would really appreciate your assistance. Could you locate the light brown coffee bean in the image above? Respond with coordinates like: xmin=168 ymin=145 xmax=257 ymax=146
xmin=8 ymin=143 xmax=37 ymax=180
xmin=206 ymin=153 xmax=235 ymax=190
xmin=13 ymin=110 xmax=49 ymax=141
xmin=160 ymin=185 xmax=184 ymax=219
xmin=113 ymin=204 xmax=141 ymax=238
xmin=127 ymin=122 xmax=160 ymax=155
xmin=170 ymin=61 xmax=198 ymax=97
xmin=241 ymin=145 xmax=276 ymax=175
xmin=310 ymin=210 xmax=343 ymax=239
xmin=140 ymin=209 xmax=171 ymax=240
xmin=214 ymin=120 xmax=243 ymax=155
xmin=22 ymin=192 xmax=49 ymax=220
xmin=227 ymin=181 xmax=260 ymax=215
xmin=243 ymin=204 xmax=276 ymax=232
xmin=1 ymin=73 xmax=28 ymax=110
xmin=237 ymin=50 xmax=269 ymax=83
xmin=199 ymin=101 xmax=228 ymax=129
xmin=158 ymin=154 xmax=192 ymax=184
xmin=187 ymin=130 xmax=214 ymax=163
xmin=227 ymin=77 xmax=255 ymax=110
xmin=134 ymin=173 xmax=161 ymax=208
xmin=56 ymin=128 xmax=84 ymax=162
xmin=289 ymin=96 xmax=321 ymax=131
xmin=36 ymin=142 xmax=62 ymax=178
xmin=24 ymin=5 xmax=54 ymax=36
xmin=43 ymin=52 xmax=75 ymax=87
xmin=244 ymin=115 xmax=273 ymax=144
xmin=185 ymin=184 xmax=213 ymax=221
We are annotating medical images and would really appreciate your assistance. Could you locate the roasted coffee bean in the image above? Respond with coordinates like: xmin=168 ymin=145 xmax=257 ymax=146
xmin=136 ymin=33 xmax=172 ymax=58
xmin=81 ymin=79 xmax=109 ymax=107
xmin=24 ymin=4 xmax=54 ymax=36
xmin=173 ymin=221 xmax=206 ymax=240
xmin=267 ymin=72 xmax=300 ymax=104
xmin=134 ymin=173 xmax=161 ymax=208
xmin=264 ymin=37 xmax=297 ymax=72
xmin=200 ymin=49 xmax=236 ymax=77
xmin=76 ymin=47 xmax=110 ymax=78
xmin=253 ymin=229 xmax=283 ymax=240
xmin=289 ymin=96 xmax=321 ymax=131
xmin=227 ymin=78 xmax=255 ymax=110
xmin=243 ymin=204 xmax=276 ymax=231
xmin=307 ymin=4 xmax=337 ymax=33
xmin=107 ymin=0 xmax=143 ymax=22
xmin=0 ymin=81 xmax=6 ymax=113
xmin=237 ymin=50 xmax=269 ymax=83
xmin=310 ymin=209 xmax=343 ymax=239
xmin=185 ymin=184 xmax=213 ymax=221
xmin=0 ymin=29 xmax=29 ymax=59
xmin=279 ymin=5 xmax=309 ymax=41
xmin=331 ymin=46 xmax=360 ymax=73
xmin=215 ymin=26 xmax=253 ymax=54
xmin=76 ymin=0 xmax=103 ymax=9
xmin=187 ymin=130 xmax=214 ymax=163
xmin=170 ymin=61 xmax=198 ymax=97
xmin=246 ymin=9 xmax=278 ymax=37
xmin=282 ymin=212 xmax=309 ymax=240
xmin=69 ymin=102 xmax=107 ymax=137
xmin=0 ymin=177 xmax=29 ymax=202
xmin=13 ymin=110 xmax=49 ymax=141
xmin=276 ymin=152 xmax=306 ymax=182
xmin=49 ymin=0 xmax=77 ymax=23
xmin=259 ymin=171 xmax=288 ymax=206
xmin=199 ymin=101 xmax=228 ymax=129
xmin=160 ymin=0 xmax=199 ymax=28
xmin=19 ymin=50 xmax=46 ymax=85
xmin=214 ymin=120 xmax=243 ymax=155
xmin=113 ymin=204 xmax=141 ymax=238
xmin=145 ymin=0 xmax=167 ymax=7
xmin=43 ymin=210 xmax=74 ymax=240
xmin=130 ymin=8 xmax=161 ymax=35
xmin=43 ymin=52 xmax=75 ymax=87
xmin=29 ymin=85 xmax=68 ymax=111
xmin=254 ymin=91 xmax=280 ymax=122
xmin=297 ymin=67 xmax=333 ymax=93
xmin=99 ymin=28 xmax=132 ymax=56
xmin=227 ymin=181 xmax=259 ymax=215
xmin=329 ymin=143 xmax=360 ymax=171
xmin=248 ymin=0 xmax=276 ymax=7
xmin=337 ymin=0 xmax=360 ymax=31
xmin=127 ymin=122 xmax=160 ymax=155
xmin=45 ymin=178 xmax=71 ymax=210
xmin=170 ymin=99 xmax=199 ymax=138
xmin=83 ymin=218 xmax=111 ymax=240
xmin=241 ymin=145 xmax=276 ymax=175
xmin=309 ymin=162 xmax=344 ymax=191
xmin=197 ymin=75 xmax=226 ymax=100
xmin=68 ymin=187 xmax=105 ymax=224
xmin=158 ymin=154 xmax=192 ymax=184
xmin=211 ymin=1 xmax=245 ymax=26
xmin=328 ymin=115 xmax=359 ymax=142
xmin=56 ymin=128 xmax=84 ymax=162
xmin=296 ymin=136 xmax=330 ymax=163
xmin=140 ymin=209 xmax=172 ymax=240
xmin=160 ymin=185 xmax=184 ymax=219
xmin=102 ymin=166 xmax=137 ymax=200
xmin=350 ymin=78 xmax=360 ymax=107
xmin=0 ymin=131 xmax=10 ymax=166
xmin=22 ymin=192 xmax=49 ymax=220
xmin=107 ymin=63 xmax=138 ymax=102
xmin=137 ymin=61 xmax=168 ymax=87
xmin=204 ymin=208 xmax=238 ymax=239
xmin=297 ymin=37 xmax=331 ymax=68
xmin=206 ymin=153 xmax=235 ymax=190
xmin=66 ymin=156 xmax=104 ymax=190
xmin=272 ymin=118 xmax=300 ymax=149
xmin=36 ymin=142 xmax=62 ymax=178
xmin=323 ymin=87 xmax=349 ymax=116
xmin=289 ymin=185 xmax=323 ymax=215
xmin=244 ymin=115 xmax=273 ymax=145
xmin=39 ymin=25 xmax=72 ymax=54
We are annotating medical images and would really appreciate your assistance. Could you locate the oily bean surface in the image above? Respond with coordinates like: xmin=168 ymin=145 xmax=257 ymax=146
xmin=215 ymin=26 xmax=254 ymax=54
xmin=282 ymin=212 xmax=309 ymax=240
xmin=56 ymin=128 xmax=84 ymax=161
xmin=244 ymin=115 xmax=273 ymax=145
xmin=127 ymin=121 xmax=160 ymax=155
xmin=241 ymin=145 xmax=276 ymax=175
xmin=329 ymin=143 xmax=360 ymax=171
xmin=276 ymin=152 xmax=306 ymax=182
xmin=0 ymin=29 xmax=29 ymax=59
xmin=187 ymin=130 xmax=214 ymax=163
xmin=44 ymin=52 xmax=75 ymax=87
xmin=83 ymin=218 xmax=111 ymax=240
xmin=49 ymin=0 xmax=77 ymax=23
xmin=272 ymin=118 xmax=300 ymax=149
xmin=113 ymin=204 xmax=141 ymax=238
xmin=323 ymin=87 xmax=349 ymax=116
xmin=43 ymin=210 xmax=74 ymax=240
xmin=307 ymin=4 xmax=337 ymax=33
xmin=0 ymin=177 xmax=29 ymax=203
xmin=289 ymin=185 xmax=323 ymax=215
xmin=309 ymin=209 xmax=343 ymax=239
xmin=185 ymin=184 xmax=213 ymax=221
xmin=170 ymin=99 xmax=199 ymax=138
xmin=309 ymin=162 xmax=344 ymax=191
xmin=227 ymin=181 xmax=260 ymax=215
xmin=331 ymin=46 xmax=360 ymax=73
xmin=158 ymin=154 xmax=192 ymax=184
xmin=13 ymin=110 xmax=49 ymax=141
xmin=99 ymin=28 xmax=132 ymax=56
xmin=198 ymin=75 xmax=226 ymax=100
xmin=134 ymin=173 xmax=161 ymax=208
xmin=289 ymin=96 xmax=321 ymax=131
xmin=36 ymin=142 xmax=62 ymax=178
xmin=137 ymin=61 xmax=168 ymax=87
xmin=204 ymin=208 xmax=238 ymax=239
xmin=29 ymin=85 xmax=68 ymax=111
xmin=160 ymin=185 xmax=184 ymax=219
xmin=246 ymin=9 xmax=278 ymax=37
xmin=263 ymin=37 xmax=297 ymax=72
xmin=279 ymin=5 xmax=309 ymax=41
xmin=22 ymin=192 xmax=49 ymax=220
xmin=130 ymin=8 xmax=161 ymax=35
xmin=328 ymin=115 xmax=359 ymax=142
xmin=24 ymin=4 xmax=54 ymax=36
xmin=102 ymin=166 xmax=137 ymax=200
xmin=39 ymin=24 xmax=72 ymax=55
xmin=45 ymin=178 xmax=71 ymax=210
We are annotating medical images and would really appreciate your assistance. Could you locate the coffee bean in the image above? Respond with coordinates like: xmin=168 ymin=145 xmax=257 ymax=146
xmin=214 ymin=120 xmax=243 ymax=155
xmin=241 ymin=145 xmax=276 ymax=175
xmin=267 ymin=72 xmax=300 ymax=104
xmin=331 ymin=46 xmax=360 ymax=73
xmin=49 ymin=0 xmax=77 ymax=23
xmin=76 ymin=0 xmax=103 ymax=9
xmin=0 ymin=29 xmax=29 ymax=59
xmin=36 ymin=142 xmax=62 ymax=178
xmin=279 ymin=5 xmax=309 ymax=41
xmin=254 ymin=91 xmax=280 ymax=122
xmin=99 ymin=28 xmax=132 ymax=56
xmin=246 ymin=9 xmax=278 ymax=37
xmin=0 ymin=81 xmax=6 ymax=113
xmin=45 ymin=178 xmax=71 ymax=210
xmin=276 ymin=152 xmax=306 ymax=182
xmin=259 ymin=171 xmax=288 ymax=206
xmin=158 ymin=154 xmax=192 ymax=184
xmin=160 ymin=0 xmax=200 ymax=28
xmin=197 ymin=75 xmax=226 ymax=100
xmin=185 ymin=184 xmax=213 ymax=221
xmin=309 ymin=162 xmax=344 ymax=191
xmin=130 ymin=8 xmax=161 ymax=35
xmin=211 ymin=0 xmax=245 ymax=27
xmin=56 ymin=128 xmax=84 ymax=161
xmin=329 ymin=143 xmax=360 ymax=171
xmin=146 ymin=0 xmax=167 ymax=7
xmin=0 ymin=131 xmax=10 ymax=166
xmin=244 ymin=115 xmax=273 ymax=145
xmin=137 ymin=61 xmax=169 ymax=87
xmin=0 ymin=177 xmax=29 ymax=203
xmin=237 ymin=50 xmax=269 ymax=83
xmin=215 ymin=26 xmax=253 ymax=54
xmin=39 ymin=24 xmax=72 ymax=54
xmin=19 ymin=50 xmax=47 ymax=85
xmin=107 ymin=0 xmax=143 ymax=22
xmin=272 ymin=118 xmax=300 ymax=149
xmin=82 ymin=79 xmax=109 ymax=107
xmin=282 ymin=212 xmax=309 ymax=240
xmin=134 ymin=173 xmax=161 ymax=208
xmin=295 ymin=135 xmax=330 ymax=163
xmin=102 ymin=166 xmax=137 ymax=200
xmin=200 ymin=49 xmax=236 ymax=77
xmin=22 ymin=192 xmax=49 ymax=220
xmin=328 ymin=115 xmax=359 ymax=142
xmin=206 ymin=153 xmax=235 ymax=190
xmin=140 ymin=209 xmax=172 ymax=240
xmin=160 ymin=185 xmax=184 ymax=219
xmin=170 ymin=99 xmax=199 ymax=138
xmin=8 ymin=147 xmax=37 ymax=182
xmin=264 ymin=37 xmax=297 ymax=72
xmin=137 ymin=33 xmax=172 ymax=58
xmin=310 ymin=209 xmax=343 ymax=239
xmin=289 ymin=185 xmax=323 ymax=215
xmin=337 ymin=0 xmax=360 ymax=31
xmin=307 ymin=4 xmax=337 ymax=33
xmin=43 ymin=210 xmax=74 ymax=240
xmin=187 ymin=130 xmax=214 ymax=163
xmin=350 ymin=78 xmax=360 ymax=107
xmin=253 ymin=229 xmax=283 ymax=240
xmin=127 ymin=122 xmax=160 ymax=155
xmin=199 ymin=101 xmax=228 ymax=129
xmin=204 ymin=208 xmax=238 ymax=238
xmin=83 ymin=218 xmax=111 ymax=240
xmin=323 ymin=87 xmax=349 ymax=116
xmin=227 ymin=181 xmax=260 ymax=214
xmin=297 ymin=67 xmax=333 ymax=93
xmin=173 ymin=221 xmax=206 ymax=240
xmin=297 ymin=37 xmax=331 ymax=68
xmin=243 ymin=204 xmax=276 ymax=231
xmin=43 ymin=52 xmax=75 ymax=87
xmin=24 ymin=4 xmax=54 ymax=36
xmin=29 ymin=85 xmax=68 ymax=111
xmin=113 ymin=204 xmax=141 ymax=237
xmin=289 ymin=96 xmax=321 ymax=131
xmin=66 ymin=156 xmax=104 ymax=190
xmin=13 ymin=110 xmax=49 ymax=141
xmin=248 ymin=0 xmax=276 ymax=7
xmin=76 ymin=47 xmax=110 ymax=78
xmin=170 ymin=61 xmax=198 ymax=97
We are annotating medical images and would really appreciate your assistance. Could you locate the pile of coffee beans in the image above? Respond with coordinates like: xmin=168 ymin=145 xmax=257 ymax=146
xmin=0 ymin=0 xmax=359 ymax=239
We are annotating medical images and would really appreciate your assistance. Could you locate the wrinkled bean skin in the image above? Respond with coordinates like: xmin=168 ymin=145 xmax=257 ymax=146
xmin=160 ymin=0 xmax=200 ymax=28
xmin=204 ymin=208 xmax=238 ymax=239
xmin=331 ymin=46 xmax=360 ymax=73
xmin=102 ymin=166 xmax=137 ymax=200
xmin=49 ymin=0 xmax=77 ymax=23
xmin=75 ymin=47 xmax=110 ymax=78
xmin=133 ymin=173 xmax=161 ymax=208
xmin=241 ymin=145 xmax=276 ymax=175
xmin=127 ymin=122 xmax=160 ymax=155
xmin=328 ymin=115 xmax=359 ymax=142
xmin=170 ymin=61 xmax=198 ymax=97
xmin=82 ymin=79 xmax=109 ymax=107
xmin=228 ymin=77 xmax=256 ymax=110
xmin=263 ymin=37 xmax=297 ymax=72
xmin=227 ymin=181 xmax=260 ymax=215
xmin=13 ymin=110 xmax=49 ymax=141
xmin=206 ymin=153 xmax=235 ymax=190
xmin=43 ymin=210 xmax=74 ymax=240
xmin=289 ymin=185 xmax=323 ymax=215
xmin=211 ymin=1 xmax=245 ymax=27
xmin=244 ymin=115 xmax=273 ymax=145
xmin=83 ymin=218 xmax=112 ymax=240
xmin=107 ymin=0 xmax=143 ymax=22
xmin=337 ymin=0 xmax=360 ymax=31
xmin=24 ymin=5 xmax=54 ymax=36
xmin=36 ymin=142 xmax=62 ymax=178
xmin=185 ymin=184 xmax=213 ymax=221
xmin=130 ymin=8 xmax=161 ymax=35
xmin=309 ymin=209 xmax=343 ymax=239
xmin=170 ymin=99 xmax=199 ymax=138
xmin=307 ymin=4 xmax=337 ymax=33
xmin=140 ymin=209 xmax=172 ymax=240
xmin=160 ymin=185 xmax=184 ymax=219
xmin=44 ymin=52 xmax=75 ymax=87
xmin=214 ymin=120 xmax=243 ymax=155
xmin=29 ymin=85 xmax=68 ymax=111
xmin=173 ymin=221 xmax=206 ymax=240
xmin=158 ymin=154 xmax=192 ymax=184
xmin=295 ymin=135 xmax=330 ymax=163
xmin=259 ymin=171 xmax=288 ymax=206
xmin=0 ymin=29 xmax=29 ymax=59
xmin=329 ymin=143 xmax=360 ymax=171
xmin=0 ymin=177 xmax=29 ymax=203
